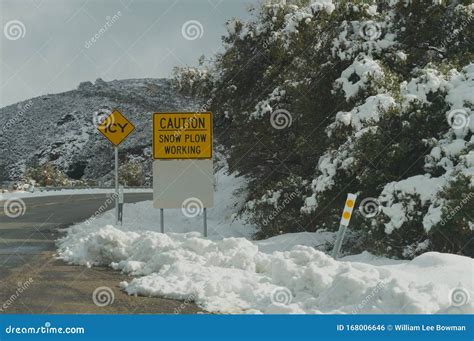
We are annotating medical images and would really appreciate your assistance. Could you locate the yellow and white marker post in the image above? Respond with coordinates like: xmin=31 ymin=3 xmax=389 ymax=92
xmin=331 ymin=193 xmax=357 ymax=259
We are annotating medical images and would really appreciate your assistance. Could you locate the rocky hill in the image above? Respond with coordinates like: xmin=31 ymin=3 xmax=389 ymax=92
xmin=0 ymin=78 xmax=199 ymax=185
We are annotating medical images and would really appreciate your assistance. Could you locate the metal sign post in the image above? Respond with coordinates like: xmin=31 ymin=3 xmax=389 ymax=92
xmin=118 ymin=184 xmax=124 ymax=225
xmin=203 ymin=208 xmax=207 ymax=237
xmin=114 ymin=146 xmax=119 ymax=225
xmin=95 ymin=109 xmax=135 ymax=227
xmin=160 ymin=208 xmax=164 ymax=233
xmin=331 ymin=193 xmax=357 ymax=259
xmin=331 ymin=223 xmax=347 ymax=259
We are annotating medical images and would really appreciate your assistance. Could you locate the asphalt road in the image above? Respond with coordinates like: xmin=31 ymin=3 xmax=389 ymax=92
xmin=0 ymin=193 xmax=202 ymax=314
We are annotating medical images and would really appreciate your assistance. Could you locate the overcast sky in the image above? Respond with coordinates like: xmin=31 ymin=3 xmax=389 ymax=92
xmin=0 ymin=0 xmax=256 ymax=107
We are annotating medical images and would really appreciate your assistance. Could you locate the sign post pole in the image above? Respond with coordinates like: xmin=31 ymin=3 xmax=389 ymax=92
xmin=160 ymin=208 xmax=164 ymax=233
xmin=114 ymin=146 xmax=119 ymax=226
xmin=118 ymin=185 xmax=124 ymax=225
xmin=95 ymin=109 xmax=135 ymax=226
xmin=331 ymin=223 xmax=347 ymax=259
xmin=203 ymin=208 xmax=207 ymax=237
xmin=331 ymin=193 xmax=357 ymax=259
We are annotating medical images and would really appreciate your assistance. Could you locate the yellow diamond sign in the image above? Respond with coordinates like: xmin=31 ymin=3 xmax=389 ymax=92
xmin=97 ymin=110 xmax=135 ymax=146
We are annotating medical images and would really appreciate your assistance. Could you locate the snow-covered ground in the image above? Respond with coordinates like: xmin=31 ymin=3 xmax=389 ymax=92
xmin=57 ymin=169 xmax=473 ymax=314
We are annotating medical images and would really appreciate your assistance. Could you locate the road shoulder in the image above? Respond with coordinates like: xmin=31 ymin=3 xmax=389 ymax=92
xmin=0 ymin=251 xmax=203 ymax=314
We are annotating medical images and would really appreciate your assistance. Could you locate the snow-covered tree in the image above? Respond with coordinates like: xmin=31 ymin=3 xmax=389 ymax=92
xmin=175 ymin=0 xmax=473 ymax=258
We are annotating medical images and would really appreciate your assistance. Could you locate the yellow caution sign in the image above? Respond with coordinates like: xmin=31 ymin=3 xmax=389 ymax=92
xmin=152 ymin=112 xmax=212 ymax=159
xmin=340 ymin=193 xmax=357 ymax=226
xmin=97 ymin=110 xmax=135 ymax=146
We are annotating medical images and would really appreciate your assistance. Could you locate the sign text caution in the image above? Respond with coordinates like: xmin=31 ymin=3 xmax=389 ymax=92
xmin=153 ymin=112 xmax=212 ymax=159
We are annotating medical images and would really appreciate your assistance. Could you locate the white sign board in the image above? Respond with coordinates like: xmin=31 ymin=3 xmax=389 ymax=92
xmin=153 ymin=159 xmax=214 ymax=209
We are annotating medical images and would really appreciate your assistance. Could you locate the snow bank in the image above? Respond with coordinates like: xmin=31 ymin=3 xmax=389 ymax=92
xmin=56 ymin=168 xmax=473 ymax=314
xmin=57 ymin=225 xmax=473 ymax=314
xmin=52 ymin=161 xmax=473 ymax=315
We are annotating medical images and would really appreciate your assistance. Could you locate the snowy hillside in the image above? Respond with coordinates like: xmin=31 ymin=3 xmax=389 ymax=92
xmin=0 ymin=78 xmax=199 ymax=184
